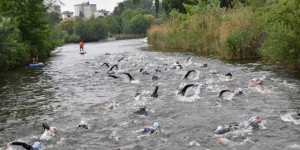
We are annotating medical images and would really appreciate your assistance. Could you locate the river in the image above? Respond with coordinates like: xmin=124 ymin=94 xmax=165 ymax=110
xmin=0 ymin=38 xmax=300 ymax=150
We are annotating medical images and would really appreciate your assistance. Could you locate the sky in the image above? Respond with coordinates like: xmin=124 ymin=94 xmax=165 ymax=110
xmin=60 ymin=0 xmax=124 ymax=12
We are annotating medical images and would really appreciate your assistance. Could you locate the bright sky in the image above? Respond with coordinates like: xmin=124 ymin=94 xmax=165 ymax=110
xmin=60 ymin=0 xmax=124 ymax=12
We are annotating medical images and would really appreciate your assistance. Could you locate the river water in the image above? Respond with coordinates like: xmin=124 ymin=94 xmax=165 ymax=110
xmin=0 ymin=39 xmax=300 ymax=150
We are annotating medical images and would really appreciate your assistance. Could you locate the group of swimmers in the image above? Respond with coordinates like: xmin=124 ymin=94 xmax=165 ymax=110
xmin=5 ymin=54 xmax=298 ymax=149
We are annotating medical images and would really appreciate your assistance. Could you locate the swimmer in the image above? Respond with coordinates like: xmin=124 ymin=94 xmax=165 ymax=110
xmin=248 ymin=116 xmax=262 ymax=130
xmin=171 ymin=61 xmax=183 ymax=69
xmin=215 ymin=122 xmax=240 ymax=135
xmin=117 ymin=57 xmax=125 ymax=62
xmin=151 ymin=86 xmax=159 ymax=98
xmin=152 ymin=76 xmax=159 ymax=80
xmin=139 ymin=122 xmax=161 ymax=135
xmin=218 ymin=90 xmax=233 ymax=98
xmin=183 ymin=70 xmax=195 ymax=80
xmin=249 ymin=78 xmax=264 ymax=90
xmin=77 ymin=121 xmax=89 ymax=129
xmin=186 ymin=56 xmax=192 ymax=63
xmin=201 ymin=64 xmax=208 ymax=68
xmin=6 ymin=141 xmax=41 ymax=150
xmin=218 ymin=88 xmax=244 ymax=99
xmin=225 ymin=73 xmax=232 ymax=79
xmin=108 ymin=74 xmax=119 ymax=79
xmin=42 ymin=123 xmax=57 ymax=135
xmin=107 ymin=102 xmax=114 ymax=109
xmin=40 ymin=123 xmax=57 ymax=140
xmin=178 ymin=84 xmax=198 ymax=96
xmin=101 ymin=63 xmax=109 ymax=67
xmin=121 ymin=72 xmax=134 ymax=81
xmin=134 ymin=103 xmax=147 ymax=115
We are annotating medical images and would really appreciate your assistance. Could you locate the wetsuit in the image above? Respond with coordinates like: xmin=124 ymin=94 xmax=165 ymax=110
xmin=134 ymin=108 xmax=147 ymax=115
xmin=11 ymin=141 xmax=41 ymax=150
xmin=216 ymin=127 xmax=231 ymax=135
xmin=248 ymin=116 xmax=260 ymax=130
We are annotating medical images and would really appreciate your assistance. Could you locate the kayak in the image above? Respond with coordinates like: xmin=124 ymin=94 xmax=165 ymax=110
xmin=29 ymin=62 xmax=44 ymax=67
xmin=79 ymin=51 xmax=86 ymax=54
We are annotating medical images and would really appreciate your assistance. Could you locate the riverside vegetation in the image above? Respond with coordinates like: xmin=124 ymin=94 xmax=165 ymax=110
xmin=147 ymin=0 xmax=300 ymax=70
xmin=1 ymin=0 xmax=299 ymax=70
xmin=0 ymin=0 xmax=154 ymax=70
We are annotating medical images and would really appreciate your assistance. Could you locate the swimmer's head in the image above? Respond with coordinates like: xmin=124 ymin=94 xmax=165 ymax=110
xmin=139 ymin=103 xmax=146 ymax=112
xmin=78 ymin=121 xmax=89 ymax=129
xmin=152 ymin=122 xmax=160 ymax=130
xmin=50 ymin=127 xmax=58 ymax=133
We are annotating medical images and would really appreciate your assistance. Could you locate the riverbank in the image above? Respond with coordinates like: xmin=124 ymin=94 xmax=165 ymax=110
xmin=147 ymin=0 xmax=300 ymax=70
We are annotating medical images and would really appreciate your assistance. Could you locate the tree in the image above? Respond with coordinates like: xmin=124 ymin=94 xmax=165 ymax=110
xmin=74 ymin=17 xmax=108 ymax=42
xmin=127 ymin=14 xmax=151 ymax=34
xmin=0 ymin=16 xmax=29 ymax=69
xmin=162 ymin=0 xmax=198 ymax=14
xmin=103 ymin=15 xmax=121 ymax=34
xmin=155 ymin=0 xmax=160 ymax=17
xmin=0 ymin=0 xmax=53 ymax=56
xmin=45 ymin=11 xmax=62 ymax=26
xmin=60 ymin=19 xmax=75 ymax=35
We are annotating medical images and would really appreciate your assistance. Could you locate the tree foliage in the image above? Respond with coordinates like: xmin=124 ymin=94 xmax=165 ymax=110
xmin=0 ymin=0 xmax=53 ymax=56
xmin=162 ymin=0 xmax=198 ymax=14
xmin=74 ymin=17 xmax=108 ymax=42
xmin=259 ymin=0 xmax=300 ymax=67
xmin=0 ymin=16 xmax=29 ymax=69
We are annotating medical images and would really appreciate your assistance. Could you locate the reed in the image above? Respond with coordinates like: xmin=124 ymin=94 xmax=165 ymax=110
xmin=147 ymin=8 xmax=264 ymax=59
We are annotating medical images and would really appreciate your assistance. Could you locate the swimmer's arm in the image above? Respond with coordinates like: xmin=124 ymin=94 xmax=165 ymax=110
xmin=11 ymin=142 xmax=32 ymax=150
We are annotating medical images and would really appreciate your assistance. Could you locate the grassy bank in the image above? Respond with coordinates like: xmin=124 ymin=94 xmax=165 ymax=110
xmin=148 ymin=8 xmax=263 ymax=59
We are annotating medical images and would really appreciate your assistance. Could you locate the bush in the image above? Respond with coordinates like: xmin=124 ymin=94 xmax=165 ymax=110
xmin=0 ymin=16 xmax=29 ymax=69
xmin=259 ymin=0 xmax=300 ymax=69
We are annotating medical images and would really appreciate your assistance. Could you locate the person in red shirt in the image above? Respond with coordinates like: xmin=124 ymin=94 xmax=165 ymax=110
xmin=79 ymin=40 xmax=84 ymax=52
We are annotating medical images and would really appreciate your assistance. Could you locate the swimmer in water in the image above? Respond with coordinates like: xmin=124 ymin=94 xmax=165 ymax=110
xmin=178 ymin=84 xmax=198 ymax=96
xmin=121 ymin=72 xmax=134 ymax=81
xmin=249 ymin=78 xmax=264 ymax=90
xmin=225 ymin=73 xmax=232 ymax=79
xmin=78 ymin=121 xmax=89 ymax=129
xmin=248 ymin=116 xmax=262 ymax=130
xmin=139 ymin=122 xmax=161 ymax=135
xmin=40 ymin=123 xmax=58 ymax=140
xmin=218 ymin=88 xmax=244 ymax=99
xmin=6 ymin=141 xmax=41 ymax=150
xmin=107 ymin=101 xmax=114 ymax=109
xmin=171 ymin=61 xmax=183 ymax=69
xmin=215 ymin=122 xmax=240 ymax=135
xmin=134 ymin=103 xmax=147 ymax=115
xmin=183 ymin=70 xmax=196 ymax=80
xmin=151 ymin=86 xmax=159 ymax=98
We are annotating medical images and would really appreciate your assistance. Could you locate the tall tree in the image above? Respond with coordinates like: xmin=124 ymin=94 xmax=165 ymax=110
xmin=162 ymin=0 xmax=198 ymax=14
xmin=0 ymin=0 xmax=53 ymax=56
xmin=155 ymin=0 xmax=159 ymax=18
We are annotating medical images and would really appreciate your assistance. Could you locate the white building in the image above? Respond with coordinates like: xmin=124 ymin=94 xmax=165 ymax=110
xmin=61 ymin=11 xmax=74 ymax=20
xmin=74 ymin=2 xmax=97 ymax=19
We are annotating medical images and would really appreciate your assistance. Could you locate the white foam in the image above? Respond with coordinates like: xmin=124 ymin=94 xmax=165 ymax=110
xmin=280 ymin=113 xmax=300 ymax=125
xmin=289 ymin=144 xmax=300 ymax=149
xmin=189 ymin=140 xmax=201 ymax=147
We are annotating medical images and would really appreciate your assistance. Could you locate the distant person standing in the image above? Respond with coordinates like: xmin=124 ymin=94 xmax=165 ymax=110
xmin=79 ymin=40 xmax=84 ymax=52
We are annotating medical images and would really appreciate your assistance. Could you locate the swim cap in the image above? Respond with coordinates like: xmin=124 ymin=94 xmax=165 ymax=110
xmin=139 ymin=103 xmax=146 ymax=109
xmin=152 ymin=122 xmax=160 ymax=130
xmin=248 ymin=116 xmax=256 ymax=124
xmin=238 ymin=88 xmax=244 ymax=94
xmin=32 ymin=141 xmax=41 ymax=150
